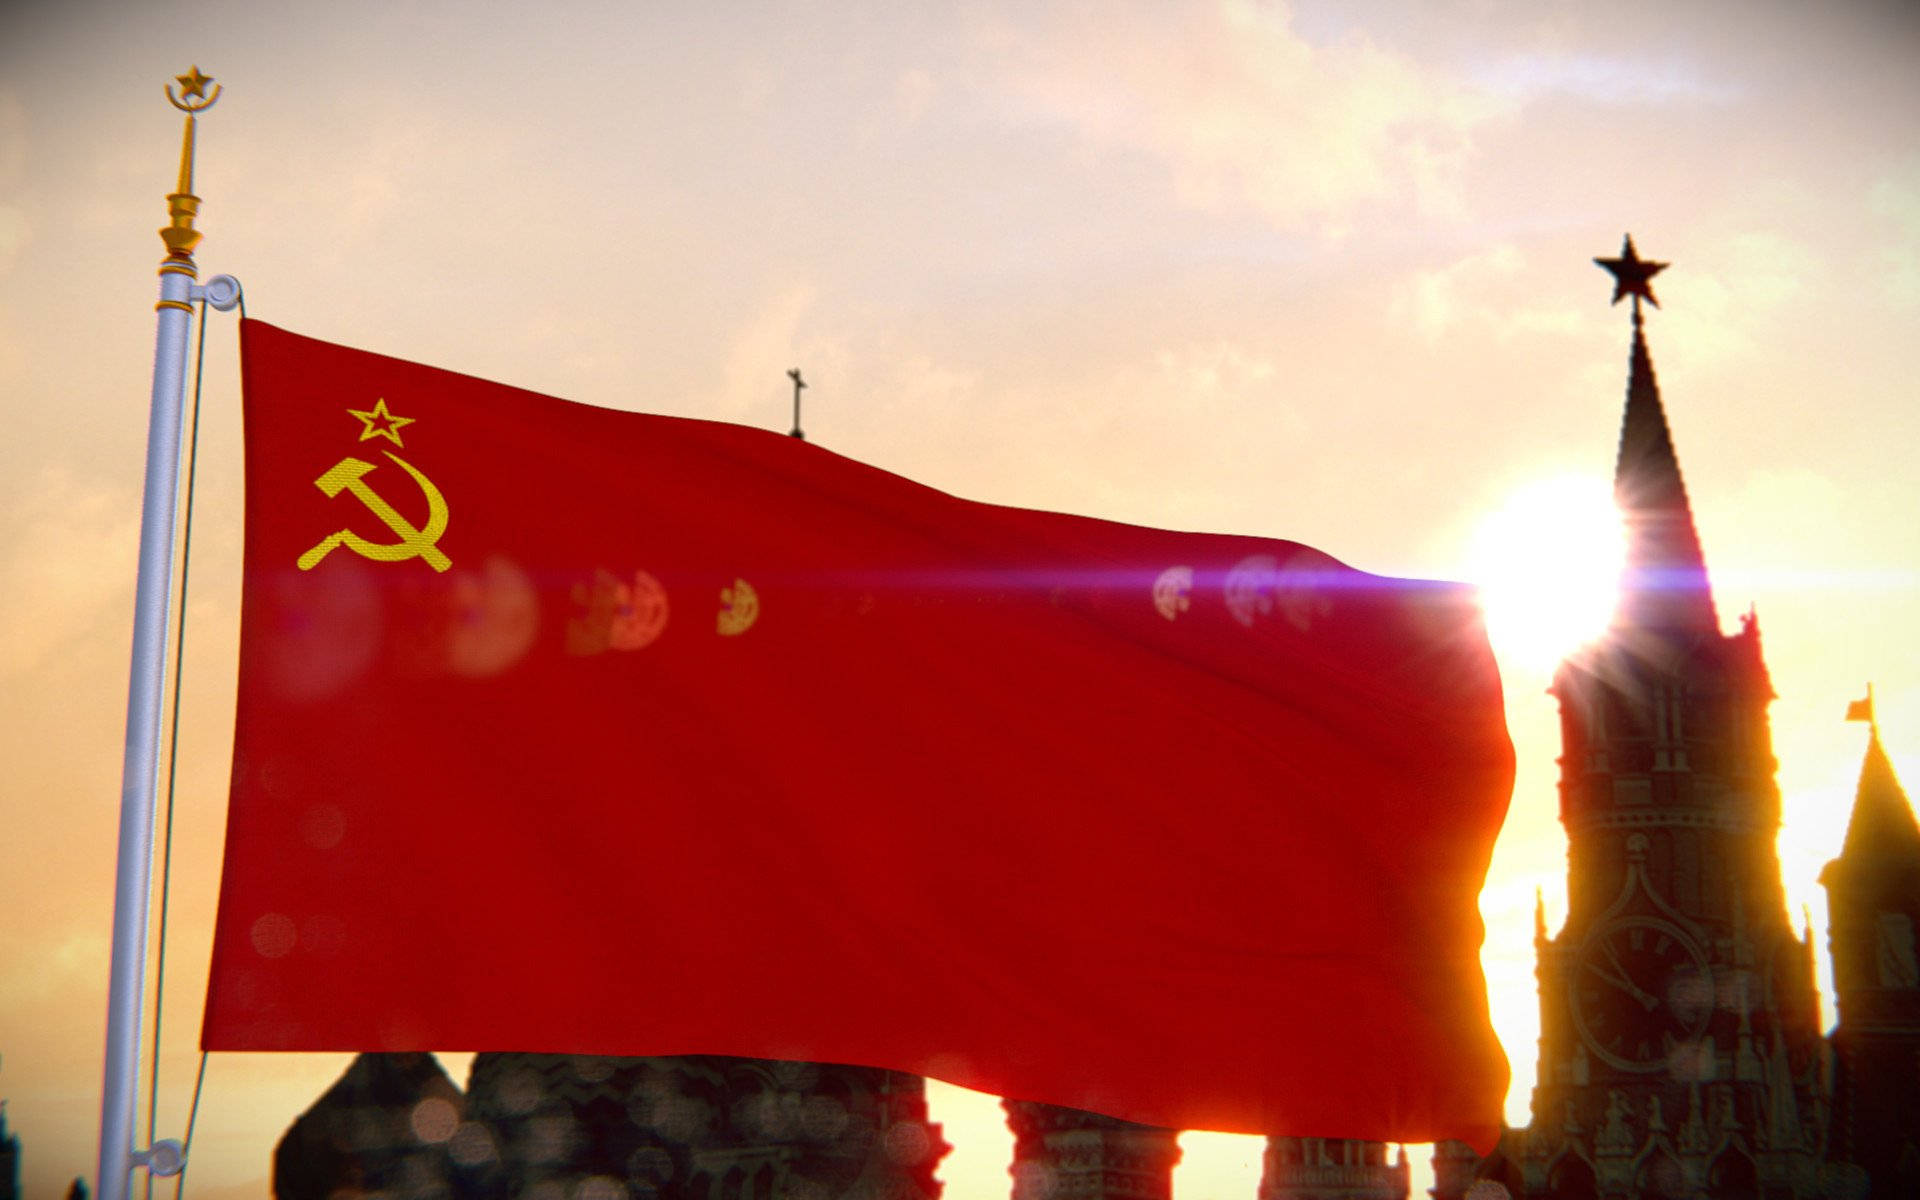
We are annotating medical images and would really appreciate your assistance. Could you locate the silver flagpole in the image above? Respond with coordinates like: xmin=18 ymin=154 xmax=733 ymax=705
xmin=97 ymin=67 xmax=223 ymax=1200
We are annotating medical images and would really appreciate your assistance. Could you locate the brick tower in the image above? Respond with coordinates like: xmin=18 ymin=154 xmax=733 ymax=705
xmin=1820 ymin=698 xmax=1920 ymax=1198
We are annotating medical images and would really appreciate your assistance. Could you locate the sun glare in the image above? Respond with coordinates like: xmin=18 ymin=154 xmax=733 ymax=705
xmin=1466 ymin=475 xmax=1625 ymax=674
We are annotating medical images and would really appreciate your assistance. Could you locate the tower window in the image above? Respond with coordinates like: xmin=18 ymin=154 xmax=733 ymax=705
xmin=1877 ymin=912 xmax=1919 ymax=987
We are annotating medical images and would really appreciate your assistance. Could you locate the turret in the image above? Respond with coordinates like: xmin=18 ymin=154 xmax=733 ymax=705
xmin=1819 ymin=692 xmax=1920 ymax=1196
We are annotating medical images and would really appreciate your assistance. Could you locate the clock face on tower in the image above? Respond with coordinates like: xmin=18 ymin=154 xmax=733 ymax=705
xmin=1570 ymin=916 xmax=1714 ymax=1072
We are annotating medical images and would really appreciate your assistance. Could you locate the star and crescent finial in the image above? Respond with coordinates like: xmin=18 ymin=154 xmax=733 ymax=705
xmin=167 ymin=66 xmax=221 ymax=113
xmin=1595 ymin=234 xmax=1668 ymax=321
xmin=159 ymin=67 xmax=222 ymax=266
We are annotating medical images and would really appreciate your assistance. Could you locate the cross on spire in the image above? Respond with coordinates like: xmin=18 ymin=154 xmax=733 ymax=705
xmin=787 ymin=367 xmax=807 ymax=440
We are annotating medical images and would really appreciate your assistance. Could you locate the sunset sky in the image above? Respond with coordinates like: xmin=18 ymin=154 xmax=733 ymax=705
xmin=2 ymin=2 xmax=1918 ymax=1197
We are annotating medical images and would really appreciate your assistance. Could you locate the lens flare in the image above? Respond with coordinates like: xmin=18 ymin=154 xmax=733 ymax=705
xmin=1466 ymin=475 xmax=1624 ymax=673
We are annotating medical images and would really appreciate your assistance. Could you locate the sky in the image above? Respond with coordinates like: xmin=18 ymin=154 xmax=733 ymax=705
xmin=1 ymin=1 xmax=1917 ymax=1197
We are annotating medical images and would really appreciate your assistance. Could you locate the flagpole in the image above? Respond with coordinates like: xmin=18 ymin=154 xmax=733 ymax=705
xmin=98 ymin=68 xmax=224 ymax=1200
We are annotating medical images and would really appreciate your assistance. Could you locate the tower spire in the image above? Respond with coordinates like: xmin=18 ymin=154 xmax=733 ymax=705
xmin=1839 ymin=702 xmax=1920 ymax=863
xmin=1596 ymin=236 xmax=1718 ymax=634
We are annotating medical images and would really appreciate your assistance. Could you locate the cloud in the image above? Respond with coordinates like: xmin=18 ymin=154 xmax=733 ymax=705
xmin=0 ymin=204 xmax=26 ymax=272
xmin=1390 ymin=243 xmax=1587 ymax=344
xmin=736 ymin=57 xmax=782 ymax=114
xmin=234 ymin=110 xmax=455 ymax=272
xmin=1659 ymin=228 xmax=1821 ymax=372
xmin=896 ymin=67 xmax=937 ymax=126
xmin=1720 ymin=229 xmax=1817 ymax=310
xmin=1869 ymin=163 xmax=1920 ymax=309
xmin=1153 ymin=340 xmax=1277 ymax=397
xmin=0 ymin=90 xmax=27 ymax=278
xmin=0 ymin=468 xmax=138 ymax=681
xmin=1393 ymin=243 xmax=1524 ymax=342
xmin=1696 ymin=465 xmax=1853 ymax=588
xmin=1391 ymin=228 xmax=1816 ymax=355
xmin=0 ymin=929 xmax=107 ymax=1008
xmin=708 ymin=284 xmax=845 ymax=427
xmin=973 ymin=0 xmax=1501 ymax=233
xmin=1473 ymin=50 xmax=1740 ymax=106
xmin=0 ymin=89 xmax=22 ymax=183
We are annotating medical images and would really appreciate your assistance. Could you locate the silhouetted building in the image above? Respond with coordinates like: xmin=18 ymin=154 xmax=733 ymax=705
xmin=452 ymin=1053 xmax=945 ymax=1200
xmin=1820 ymin=718 xmax=1920 ymax=1198
xmin=1259 ymin=1137 xmax=1407 ymax=1200
xmin=1004 ymin=1101 xmax=1180 ymax=1200
xmin=273 ymin=1051 xmax=463 ymax=1200
xmin=1 ymin=1102 xmax=19 ymax=1200
xmin=1436 ymin=243 xmax=1829 ymax=1199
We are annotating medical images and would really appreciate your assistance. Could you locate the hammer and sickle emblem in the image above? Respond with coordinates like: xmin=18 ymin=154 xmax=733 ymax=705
xmin=296 ymin=452 xmax=452 ymax=572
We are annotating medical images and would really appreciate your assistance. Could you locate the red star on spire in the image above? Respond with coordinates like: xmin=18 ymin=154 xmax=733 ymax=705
xmin=1595 ymin=234 xmax=1668 ymax=312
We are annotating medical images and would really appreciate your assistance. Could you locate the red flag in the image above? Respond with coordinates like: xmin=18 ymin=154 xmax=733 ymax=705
xmin=203 ymin=319 xmax=1514 ymax=1149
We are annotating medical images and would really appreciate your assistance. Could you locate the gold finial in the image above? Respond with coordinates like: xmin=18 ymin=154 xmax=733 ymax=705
xmin=159 ymin=67 xmax=221 ymax=274
xmin=169 ymin=67 xmax=218 ymax=107
xmin=167 ymin=66 xmax=221 ymax=113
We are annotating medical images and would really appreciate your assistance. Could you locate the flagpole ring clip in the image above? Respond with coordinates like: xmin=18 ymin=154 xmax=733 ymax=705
xmin=194 ymin=274 xmax=243 ymax=312
xmin=132 ymin=1139 xmax=187 ymax=1177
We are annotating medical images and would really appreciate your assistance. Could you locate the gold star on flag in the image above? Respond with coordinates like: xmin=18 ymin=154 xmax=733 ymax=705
xmin=176 ymin=67 xmax=214 ymax=101
xmin=348 ymin=398 xmax=415 ymax=447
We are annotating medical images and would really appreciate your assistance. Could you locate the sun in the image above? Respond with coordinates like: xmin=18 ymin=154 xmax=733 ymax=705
xmin=1464 ymin=474 xmax=1625 ymax=674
